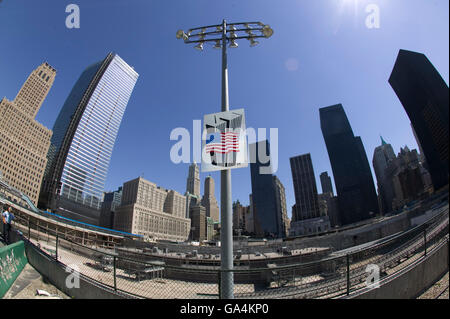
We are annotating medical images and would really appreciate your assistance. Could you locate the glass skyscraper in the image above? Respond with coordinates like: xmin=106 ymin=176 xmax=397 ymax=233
xmin=389 ymin=49 xmax=449 ymax=191
xmin=39 ymin=53 xmax=138 ymax=224
xmin=249 ymin=140 xmax=280 ymax=238
xmin=320 ymin=104 xmax=379 ymax=226
xmin=290 ymin=153 xmax=321 ymax=221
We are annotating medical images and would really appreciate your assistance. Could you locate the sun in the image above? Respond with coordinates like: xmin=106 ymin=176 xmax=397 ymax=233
xmin=341 ymin=0 xmax=361 ymax=11
xmin=342 ymin=0 xmax=360 ymax=5
xmin=333 ymin=0 xmax=364 ymax=33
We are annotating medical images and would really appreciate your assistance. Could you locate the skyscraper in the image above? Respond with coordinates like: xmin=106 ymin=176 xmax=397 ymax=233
xmin=289 ymin=153 xmax=331 ymax=236
xmin=39 ymin=53 xmax=138 ymax=225
xmin=320 ymin=104 xmax=379 ymax=225
xmin=385 ymin=146 xmax=432 ymax=211
xmin=232 ymin=200 xmax=248 ymax=234
xmin=186 ymin=162 xmax=201 ymax=198
xmin=249 ymin=140 xmax=280 ymax=238
xmin=190 ymin=205 xmax=207 ymax=242
xmin=290 ymin=154 xmax=321 ymax=221
xmin=273 ymin=175 xmax=289 ymax=238
xmin=372 ymin=136 xmax=396 ymax=214
xmin=201 ymin=175 xmax=220 ymax=223
xmin=0 ymin=62 xmax=56 ymax=205
xmin=389 ymin=49 xmax=449 ymax=191
xmin=319 ymin=171 xmax=334 ymax=195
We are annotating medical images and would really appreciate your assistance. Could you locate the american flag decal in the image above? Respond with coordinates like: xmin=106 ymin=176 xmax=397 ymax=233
xmin=206 ymin=131 xmax=240 ymax=154
xmin=202 ymin=108 xmax=247 ymax=172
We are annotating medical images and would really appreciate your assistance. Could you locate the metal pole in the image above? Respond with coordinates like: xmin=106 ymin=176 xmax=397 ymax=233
xmin=113 ymin=256 xmax=117 ymax=291
xmin=346 ymin=254 xmax=350 ymax=295
xmin=220 ymin=19 xmax=234 ymax=299
xmin=424 ymin=228 xmax=427 ymax=257
xmin=55 ymin=234 xmax=58 ymax=260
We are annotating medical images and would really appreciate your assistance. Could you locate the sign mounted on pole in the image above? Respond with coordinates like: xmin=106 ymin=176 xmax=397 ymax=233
xmin=201 ymin=108 xmax=248 ymax=172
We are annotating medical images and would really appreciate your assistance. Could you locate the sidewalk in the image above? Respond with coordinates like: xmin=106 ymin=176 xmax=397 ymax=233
xmin=2 ymin=259 xmax=70 ymax=299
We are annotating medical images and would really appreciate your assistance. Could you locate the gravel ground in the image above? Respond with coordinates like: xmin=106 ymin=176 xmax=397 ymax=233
xmin=418 ymin=272 xmax=449 ymax=299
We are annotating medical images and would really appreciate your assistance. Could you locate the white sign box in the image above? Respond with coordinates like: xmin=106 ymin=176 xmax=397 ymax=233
xmin=201 ymin=109 xmax=248 ymax=172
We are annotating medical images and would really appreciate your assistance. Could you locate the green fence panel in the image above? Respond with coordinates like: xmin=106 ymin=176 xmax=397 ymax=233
xmin=0 ymin=241 xmax=28 ymax=298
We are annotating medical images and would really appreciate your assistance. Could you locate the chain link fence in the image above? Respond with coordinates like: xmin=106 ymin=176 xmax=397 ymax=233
xmin=4 ymin=205 xmax=449 ymax=299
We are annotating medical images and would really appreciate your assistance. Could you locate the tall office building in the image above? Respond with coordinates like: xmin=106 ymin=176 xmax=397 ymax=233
xmin=372 ymin=137 xmax=397 ymax=214
xmin=389 ymin=49 xmax=449 ymax=191
xmin=201 ymin=176 xmax=220 ymax=223
xmin=290 ymin=154 xmax=321 ymax=221
xmin=39 ymin=53 xmax=138 ymax=225
xmin=114 ymin=177 xmax=191 ymax=241
xmin=385 ymin=146 xmax=432 ymax=211
xmin=186 ymin=162 xmax=201 ymax=198
xmin=273 ymin=175 xmax=289 ymax=238
xmin=190 ymin=205 xmax=207 ymax=242
xmin=250 ymin=140 xmax=278 ymax=237
xmin=319 ymin=172 xmax=334 ymax=195
xmin=249 ymin=140 xmax=287 ymax=238
xmin=320 ymin=104 xmax=379 ymax=225
xmin=289 ymin=154 xmax=330 ymax=236
xmin=0 ymin=62 xmax=56 ymax=205
xmin=232 ymin=200 xmax=248 ymax=234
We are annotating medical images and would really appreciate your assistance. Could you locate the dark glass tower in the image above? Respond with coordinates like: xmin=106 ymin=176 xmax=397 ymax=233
xmin=290 ymin=154 xmax=321 ymax=221
xmin=320 ymin=104 xmax=379 ymax=225
xmin=39 ymin=53 xmax=138 ymax=224
xmin=389 ymin=49 xmax=449 ymax=191
xmin=249 ymin=140 xmax=279 ymax=238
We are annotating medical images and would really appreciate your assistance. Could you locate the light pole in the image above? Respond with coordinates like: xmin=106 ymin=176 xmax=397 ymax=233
xmin=176 ymin=20 xmax=273 ymax=299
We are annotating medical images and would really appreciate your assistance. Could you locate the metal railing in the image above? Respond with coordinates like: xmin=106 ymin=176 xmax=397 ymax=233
xmin=3 ymin=204 xmax=449 ymax=299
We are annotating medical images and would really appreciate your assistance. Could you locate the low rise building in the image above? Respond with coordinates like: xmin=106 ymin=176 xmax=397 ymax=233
xmin=114 ymin=177 xmax=190 ymax=242
xmin=289 ymin=215 xmax=331 ymax=237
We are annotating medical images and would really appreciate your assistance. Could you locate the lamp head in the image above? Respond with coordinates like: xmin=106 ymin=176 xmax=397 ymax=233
xmin=194 ymin=42 xmax=204 ymax=51
xmin=176 ymin=30 xmax=189 ymax=41
xmin=176 ymin=30 xmax=184 ymax=39
xmin=249 ymin=38 xmax=259 ymax=47
xmin=262 ymin=25 xmax=274 ymax=38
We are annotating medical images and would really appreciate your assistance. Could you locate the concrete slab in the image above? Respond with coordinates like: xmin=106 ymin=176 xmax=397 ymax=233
xmin=3 ymin=264 xmax=70 ymax=299
xmin=4 ymin=264 xmax=41 ymax=298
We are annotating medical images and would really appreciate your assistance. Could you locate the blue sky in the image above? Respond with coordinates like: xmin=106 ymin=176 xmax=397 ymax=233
xmin=0 ymin=0 xmax=448 ymax=219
